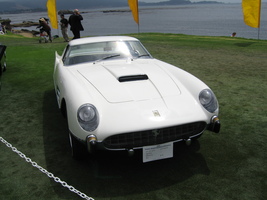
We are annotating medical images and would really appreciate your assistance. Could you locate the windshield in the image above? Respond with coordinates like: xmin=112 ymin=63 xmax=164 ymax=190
xmin=63 ymin=40 xmax=152 ymax=66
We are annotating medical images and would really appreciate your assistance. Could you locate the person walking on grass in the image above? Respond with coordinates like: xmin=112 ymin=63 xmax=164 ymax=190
xmin=37 ymin=18 xmax=52 ymax=42
xmin=60 ymin=14 xmax=69 ymax=42
xmin=68 ymin=9 xmax=84 ymax=39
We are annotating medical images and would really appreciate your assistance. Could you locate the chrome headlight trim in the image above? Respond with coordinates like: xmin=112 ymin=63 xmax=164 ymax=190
xmin=77 ymin=104 xmax=99 ymax=132
xmin=199 ymin=89 xmax=218 ymax=113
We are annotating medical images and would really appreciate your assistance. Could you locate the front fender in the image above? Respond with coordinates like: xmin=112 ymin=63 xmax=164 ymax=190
xmin=53 ymin=63 xmax=101 ymax=141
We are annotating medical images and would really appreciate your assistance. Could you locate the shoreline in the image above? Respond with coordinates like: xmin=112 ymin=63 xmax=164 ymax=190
xmin=11 ymin=29 xmax=36 ymax=38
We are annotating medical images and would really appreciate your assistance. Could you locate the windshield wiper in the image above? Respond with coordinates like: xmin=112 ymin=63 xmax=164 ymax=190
xmin=93 ymin=54 xmax=120 ymax=64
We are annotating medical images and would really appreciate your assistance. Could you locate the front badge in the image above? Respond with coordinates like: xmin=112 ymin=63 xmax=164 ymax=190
xmin=152 ymin=110 xmax=161 ymax=117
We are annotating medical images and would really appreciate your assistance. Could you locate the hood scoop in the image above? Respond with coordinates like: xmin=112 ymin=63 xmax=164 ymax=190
xmin=118 ymin=74 xmax=148 ymax=82
xmin=77 ymin=62 xmax=181 ymax=103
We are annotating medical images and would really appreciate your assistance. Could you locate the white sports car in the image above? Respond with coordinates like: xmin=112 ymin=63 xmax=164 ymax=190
xmin=53 ymin=36 xmax=220 ymax=162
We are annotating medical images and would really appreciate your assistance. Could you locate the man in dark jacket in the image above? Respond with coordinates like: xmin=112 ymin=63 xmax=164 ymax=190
xmin=69 ymin=9 xmax=84 ymax=39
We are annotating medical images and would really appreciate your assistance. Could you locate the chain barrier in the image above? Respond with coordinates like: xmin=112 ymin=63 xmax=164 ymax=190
xmin=0 ymin=136 xmax=94 ymax=200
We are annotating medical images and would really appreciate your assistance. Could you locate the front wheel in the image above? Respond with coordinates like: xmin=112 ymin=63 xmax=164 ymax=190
xmin=69 ymin=133 xmax=86 ymax=160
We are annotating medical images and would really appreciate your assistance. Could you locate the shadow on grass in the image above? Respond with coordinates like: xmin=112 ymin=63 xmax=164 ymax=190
xmin=234 ymin=42 xmax=256 ymax=47
xmin=43 ymin=90 xmax=210 ymax=199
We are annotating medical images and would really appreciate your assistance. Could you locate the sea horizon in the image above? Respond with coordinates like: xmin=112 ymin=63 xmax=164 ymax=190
xmin=1 ymin=3 xmax=267 ymax=40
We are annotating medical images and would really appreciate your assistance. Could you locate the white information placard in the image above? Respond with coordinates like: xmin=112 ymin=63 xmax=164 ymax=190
xmin=143 ymin=142 xmax=173 ymax=163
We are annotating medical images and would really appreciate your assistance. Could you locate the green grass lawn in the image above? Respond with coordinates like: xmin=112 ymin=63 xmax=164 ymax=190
xmin=0 ymin=33 xmax=266 ymax=200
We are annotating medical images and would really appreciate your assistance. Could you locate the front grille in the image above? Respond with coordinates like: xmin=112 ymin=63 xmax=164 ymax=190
xmin=103 ymin=121 xmax=206 ymax=149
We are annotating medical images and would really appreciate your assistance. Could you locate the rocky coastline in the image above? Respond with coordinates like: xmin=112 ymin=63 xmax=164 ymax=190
xmin=0 ymin=10 xmax=85 ymax=37
xmin=1 ymin=18 xmax=41 ymax=37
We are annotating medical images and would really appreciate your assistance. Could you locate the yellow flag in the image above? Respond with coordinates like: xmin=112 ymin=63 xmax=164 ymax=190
xmin=128 ymin=0 xmax=139 ymax=24
xmin=46 ymin=0 xmax=58 ymax=29
xmin=242 ymin=0 xmax=261 ymax=28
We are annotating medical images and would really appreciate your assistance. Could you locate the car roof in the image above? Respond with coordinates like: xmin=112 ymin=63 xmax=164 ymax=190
xmin=68 ymin=36 xmax=139 ymax=46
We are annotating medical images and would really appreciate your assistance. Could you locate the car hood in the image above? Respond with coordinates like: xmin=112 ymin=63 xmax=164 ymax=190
xmin=76 ymin=60 xmax=181 ymax=103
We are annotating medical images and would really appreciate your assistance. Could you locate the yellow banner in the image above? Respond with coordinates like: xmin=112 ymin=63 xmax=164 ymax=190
xmin=242 ymin=0 xmax=261 ymax=28
xmin=46 ymin=0 xmax=58 ymax=29
xmin=128 ymin=0 xmax=139 ymax=24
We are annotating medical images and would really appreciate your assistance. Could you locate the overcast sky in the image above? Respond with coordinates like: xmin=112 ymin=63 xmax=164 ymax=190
xmin=190 ymin=0 xmax=240 ymax=2
xmin=0 ymin=0 xmax=251 ymax=3
xmin=141 ymin=0 xmax=267 ymax=3
xmin=0 ymin=0 xmax=265 ymax=3
xmin=141 ymin=0 xmax=243 ymax=3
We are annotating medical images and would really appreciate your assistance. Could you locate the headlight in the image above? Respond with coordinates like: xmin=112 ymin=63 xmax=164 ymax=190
xmin=199 ymin=89 xmax=218 ymax=113
xmin=77 ymin=104 xmax=99 ymax=131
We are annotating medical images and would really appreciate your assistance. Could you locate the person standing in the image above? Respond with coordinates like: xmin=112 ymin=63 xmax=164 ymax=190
xmin=68 ymin=9 xmax=84 ymax=39
xmin=60 ymin=14 xmax=69 ymax=42
xmin=37 ymin=18 xmax=52 ymax=42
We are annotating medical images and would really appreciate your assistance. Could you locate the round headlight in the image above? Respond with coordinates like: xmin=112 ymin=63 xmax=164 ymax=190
xmin=77 ymin=104 xmax=99 ymax=132
xmin=199 ymin=89 xmax=218 ymax=113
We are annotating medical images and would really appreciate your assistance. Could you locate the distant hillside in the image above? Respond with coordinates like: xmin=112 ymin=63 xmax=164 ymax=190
xmin=0 ymin=0 xmax=223 ymax=14
xmin=0 ymin=0 xmax=194 ymax=13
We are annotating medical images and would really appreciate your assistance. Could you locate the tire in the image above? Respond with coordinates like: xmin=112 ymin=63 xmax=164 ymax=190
xmin=65 ymin=101 xmax=86 ymax=160
xmin=0 ymin=64 xmax=2 ymax=90
xmin=3 ymin=62 xmax=6 ymax=72
xmin=3 ymin=53 xmax=6 ymax=72
xmin=69 ymin=132 xmax=86 ymax=160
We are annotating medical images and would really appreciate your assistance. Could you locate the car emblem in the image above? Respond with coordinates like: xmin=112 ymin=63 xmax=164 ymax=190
xmin=152 ymin=110 xmax=161 ymax=117
xmin=152 ymin=129 xmax=160 ymax=137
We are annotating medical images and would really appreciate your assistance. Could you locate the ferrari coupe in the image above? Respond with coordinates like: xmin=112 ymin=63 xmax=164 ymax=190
xmin=53 ymin=36 xmax=220 ymax=162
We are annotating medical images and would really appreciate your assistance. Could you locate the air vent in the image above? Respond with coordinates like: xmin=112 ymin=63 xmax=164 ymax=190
xmin=118 ymin=74 xmax=148 ymax=82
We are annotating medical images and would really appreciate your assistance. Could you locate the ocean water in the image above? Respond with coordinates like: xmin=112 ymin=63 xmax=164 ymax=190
xmin=1 ymin=3 xmax=267 ymax=40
